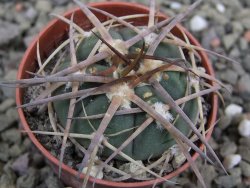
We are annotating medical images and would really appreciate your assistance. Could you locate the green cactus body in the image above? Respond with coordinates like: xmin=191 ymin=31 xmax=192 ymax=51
xmin=53 ymin=27 xmax=199 ymax=161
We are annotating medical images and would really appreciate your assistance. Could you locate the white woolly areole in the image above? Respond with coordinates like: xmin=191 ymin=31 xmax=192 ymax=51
xmin=137 ymin=59 xmax=163 ymax=81
xmin=170 ymin=145 xmax=180 ymax=155
xmin=112 ymin=70 xmax=119 ymax=79
xmin=112 ymin=65 xmax=124 ymax=79
xmin=143 ymin=31 xmax=158 ymax=45
xmin=190 ymin=75 xmax=199 ymax=87
xmin=106 ymin=83 xmax=134 ymax=109
xmin=65 ymin=82 xmax=72 ymax=90
xmin=152 ymin=102 xmax=173 ymax=129
xmin=99 ymin=39 xmax=128 ymax=57
xmin=238 ymin=119 xmax=250 ymax=137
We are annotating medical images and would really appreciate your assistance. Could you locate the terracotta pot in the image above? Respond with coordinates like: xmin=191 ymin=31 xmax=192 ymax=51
xmin=16 ymin=2 xmax=218 ymax=188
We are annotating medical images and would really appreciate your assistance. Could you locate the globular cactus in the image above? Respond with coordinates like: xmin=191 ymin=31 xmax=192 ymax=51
xmin=1 ymin=0 xmax=232 ymax=187
xmin=53 ymin=27 xmax=199 ymax=161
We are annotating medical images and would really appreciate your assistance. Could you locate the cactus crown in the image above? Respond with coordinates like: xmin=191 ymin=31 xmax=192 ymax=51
xmin=1 ymin=0 xmax=236 ymax=187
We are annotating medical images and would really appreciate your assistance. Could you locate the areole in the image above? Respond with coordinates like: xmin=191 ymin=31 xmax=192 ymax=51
xmin=16 ymin=2 xmax=218 ymax=188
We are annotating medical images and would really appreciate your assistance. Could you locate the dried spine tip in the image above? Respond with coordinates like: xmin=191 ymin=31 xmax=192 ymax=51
xmin=152 ymin=102 xmax=173 ymax=129
xmin=106 ymin=83 xmax=134 ymax=109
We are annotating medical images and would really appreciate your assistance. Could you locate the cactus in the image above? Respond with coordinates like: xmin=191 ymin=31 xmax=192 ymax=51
xmin=53 ymin=27 xmax=199 ymax=161
xmin=1 ymin=0 xmax=237 ymax=187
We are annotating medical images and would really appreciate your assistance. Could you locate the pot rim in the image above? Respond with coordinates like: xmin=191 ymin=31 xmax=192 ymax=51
xmin=16 ymin=1 xmax=218 ymax=187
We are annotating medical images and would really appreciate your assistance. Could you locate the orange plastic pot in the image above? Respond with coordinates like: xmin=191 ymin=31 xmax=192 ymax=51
xmin=16 ymin=2 xmax=218 ymax=188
